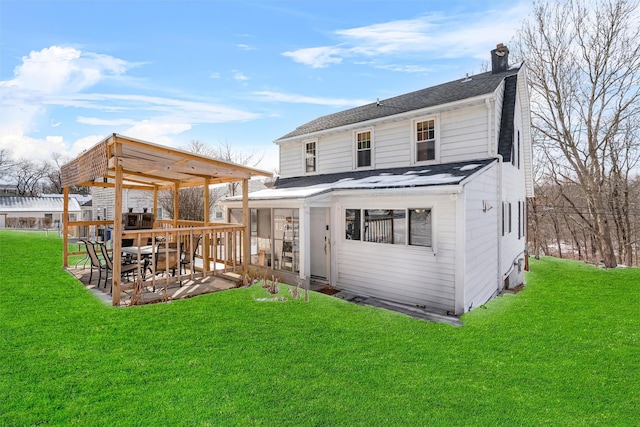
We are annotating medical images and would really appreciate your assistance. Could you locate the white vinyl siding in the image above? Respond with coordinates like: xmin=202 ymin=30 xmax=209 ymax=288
xmin=463 ymin=163 xmax=500 ymax=309
xmin=319 ymin=133 xmax=353 ymax=174
xmin=279 ymin=141 xmax=302 ymax=177
xmin=439 ymin=106 xmax=488 ymax=162
xmin=374 ymin=121 xmax=411 ymax=169
xmin=335 ymin=193 xmax=455 ymax=313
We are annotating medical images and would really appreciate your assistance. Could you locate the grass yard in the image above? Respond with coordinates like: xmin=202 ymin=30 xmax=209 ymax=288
xmin=1 ymin=230 xmax=638 ymax=426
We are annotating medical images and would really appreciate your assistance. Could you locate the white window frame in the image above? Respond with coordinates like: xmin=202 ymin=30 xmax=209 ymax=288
xmin=502 ymin=201 xmax=512 ymax=236
xmin=343 ymin=206 xmax=435 ymax=251
xmin=412 ymin=115 xmax=440 ymax=164
xmin=353 ymin=128 xmax=374 ymax=169
xmin=303 ymin=139 xmax=318 ymax=175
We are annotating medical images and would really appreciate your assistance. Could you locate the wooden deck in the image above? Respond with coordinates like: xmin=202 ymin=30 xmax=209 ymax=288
xmin=66 ymin=263 xmax=240 ymax=307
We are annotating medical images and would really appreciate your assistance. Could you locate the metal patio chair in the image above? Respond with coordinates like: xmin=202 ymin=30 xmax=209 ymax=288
xmin=98 ymin=241 xmax=141 ymax=293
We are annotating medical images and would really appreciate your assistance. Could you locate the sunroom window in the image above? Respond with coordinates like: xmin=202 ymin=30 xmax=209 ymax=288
xmin=363 ymin=209 xmax=406 ymax=244
xmin=409 ymin=208 xmax=432 ymax=247
xmin=346 ymin=208 xmax=430 ymax=247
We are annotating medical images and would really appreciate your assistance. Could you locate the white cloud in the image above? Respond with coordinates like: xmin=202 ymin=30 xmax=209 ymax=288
xmin=123 ymin=121 xmax=192 ymax=146
xmin=252 ymin=91 xmax=369 ymax=107
xmin=0 ymin=45 xmax=264 ymax=163
xmin=282 ymin=46 xmax=344 ymax=68
xmin=236 ymin=44 xmax=256 ymax=51
xmin=281 ymin=4 xmax=529 ymax=69
xmin=77 ymin=117 xmax=137 ymax=126
xmin=354 ymin=61 xmax=434 ymax=73
xmin=0 ymin=46 xmax=129 ymax=94
xmin=70 ymin=135 xmax=105 ymax=155
xmin=233 ymin=71 xmax=249 ymax=82
xmin=209 ymin=72 xmax=221 ymax=79
xmin=0 ymin=134 xmax=76 ymax=161
xmin=0 ymin=45 xmax=134 ymax=157
xmin=337 ymin=19 xmax=434 ymax=55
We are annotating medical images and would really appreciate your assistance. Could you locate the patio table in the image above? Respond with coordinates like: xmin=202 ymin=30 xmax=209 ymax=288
xmin=121 ymin=245 xmax=180 ymax=278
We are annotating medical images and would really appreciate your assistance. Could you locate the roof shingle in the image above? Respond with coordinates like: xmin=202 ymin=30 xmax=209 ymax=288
xmin=277 ymin=65 xmax=521 ymax=141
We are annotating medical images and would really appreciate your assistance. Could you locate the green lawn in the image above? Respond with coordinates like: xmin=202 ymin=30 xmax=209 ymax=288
xmin=1 ymin=230 xmax=638 ymax=426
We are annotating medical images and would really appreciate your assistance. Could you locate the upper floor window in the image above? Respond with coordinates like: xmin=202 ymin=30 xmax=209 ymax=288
xmin=305 ymin=140 xmax=317 ymax=173
xmin=415 ymin=118 xmax=436 ymax=162
xmin=355 ymin=130 xmax=372 ymax=168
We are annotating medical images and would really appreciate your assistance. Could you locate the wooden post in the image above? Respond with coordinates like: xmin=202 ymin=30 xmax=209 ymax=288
xmin=153 ymin=185 xmax=158 ymax=225
xmin=203 ymin=178 xmax=210 ymax=224
xmin=173 ymin=182 xmax=179 ymax=228
xmin=203 ymin=178 xmax=210 ymax=274
xmin=242 ymin=178 xmax=249 ymax=276
xmin=112 ymin=143 xmax=124 ymax=306
xmin=63 ymin=186 xmax=69 ymax=267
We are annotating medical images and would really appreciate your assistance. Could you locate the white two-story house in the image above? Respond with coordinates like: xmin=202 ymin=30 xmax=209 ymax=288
xmin=224 ymin=44 xmax=533 ymax=315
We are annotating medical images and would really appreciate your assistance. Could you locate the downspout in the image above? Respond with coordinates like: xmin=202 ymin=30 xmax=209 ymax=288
xmin=486 ymin=97 xmax=503 ymax=294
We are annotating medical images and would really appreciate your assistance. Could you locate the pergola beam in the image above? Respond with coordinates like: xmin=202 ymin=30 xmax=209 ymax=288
xmin=112 ymin=158 xmax=254 ymax=181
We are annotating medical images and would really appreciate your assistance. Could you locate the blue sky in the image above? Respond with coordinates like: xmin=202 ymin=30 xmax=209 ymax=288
xmin=0 ymin=0 xmax=530 ymax=172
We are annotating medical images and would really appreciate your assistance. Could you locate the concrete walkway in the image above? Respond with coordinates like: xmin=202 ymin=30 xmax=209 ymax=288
xmin=333 ymin=290 xmax=463 ymax=326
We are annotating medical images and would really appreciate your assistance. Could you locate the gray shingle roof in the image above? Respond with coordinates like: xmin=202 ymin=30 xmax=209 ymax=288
xmin=225 ymin=159 xmax=496 ymax=202
xmin=274 ymin=158 xmax=494 ymax=190
xmin=276 ymin=65 xmax=522 ymax=141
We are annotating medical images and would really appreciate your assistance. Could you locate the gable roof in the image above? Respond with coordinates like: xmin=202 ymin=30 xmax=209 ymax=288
xmin=227 ymin=159 xmax=495 ymax=201
xmin=0 ymin=197 xmax=81 ymax=213
xmin=276 ymin=65 xmax=522 ymax=142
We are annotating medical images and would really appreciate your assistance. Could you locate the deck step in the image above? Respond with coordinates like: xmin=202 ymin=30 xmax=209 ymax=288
xmin=221 ymin=271 xmax=242 ymax=282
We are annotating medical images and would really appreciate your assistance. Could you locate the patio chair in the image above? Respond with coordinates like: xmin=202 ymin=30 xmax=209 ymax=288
xmin=83 ymin=240 xmax=108 ymax=287
xmin=121 ymin=238 xmax=135 ymax=264
xmin=98 ymin=242 xmax=141 ymax=293
xmin=152 ymin=242 xmax=179 ymax=278
xmin=75 ymin=239 xmax=91 ymax=268
xmin=180 ymin=235 xmax=202 ymax=275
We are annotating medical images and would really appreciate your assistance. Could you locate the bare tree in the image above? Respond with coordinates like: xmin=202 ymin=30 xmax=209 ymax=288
xmin=516 ymin=0 xmax=640 ymax=267
xmin=0 ymin=148 xmax=14 ymax=181
xmin=43 ymin=153 xmax=64 ymax=194
xmin=12 ymin=159 xmax=50 ymax=196
xmin=159 ymin=140 xmax=262 ymax=220
xmin=210 ymin=139 xmax=264 ymax=196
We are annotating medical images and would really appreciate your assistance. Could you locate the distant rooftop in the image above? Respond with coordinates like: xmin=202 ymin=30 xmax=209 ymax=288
xmin=0 ymin=196 xmax=81 ymax=212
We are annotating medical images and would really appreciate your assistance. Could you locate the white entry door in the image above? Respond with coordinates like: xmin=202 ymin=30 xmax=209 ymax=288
xmin=310 ymin=208 xmax=330 ymax=280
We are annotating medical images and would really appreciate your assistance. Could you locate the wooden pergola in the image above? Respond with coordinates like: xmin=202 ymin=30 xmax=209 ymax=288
xmin=61 ymin=133 xmax=271 ymax=305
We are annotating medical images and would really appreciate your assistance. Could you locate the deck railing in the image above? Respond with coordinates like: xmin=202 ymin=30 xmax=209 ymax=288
xmin=65 ymin=220 xmax=245 ymax=288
